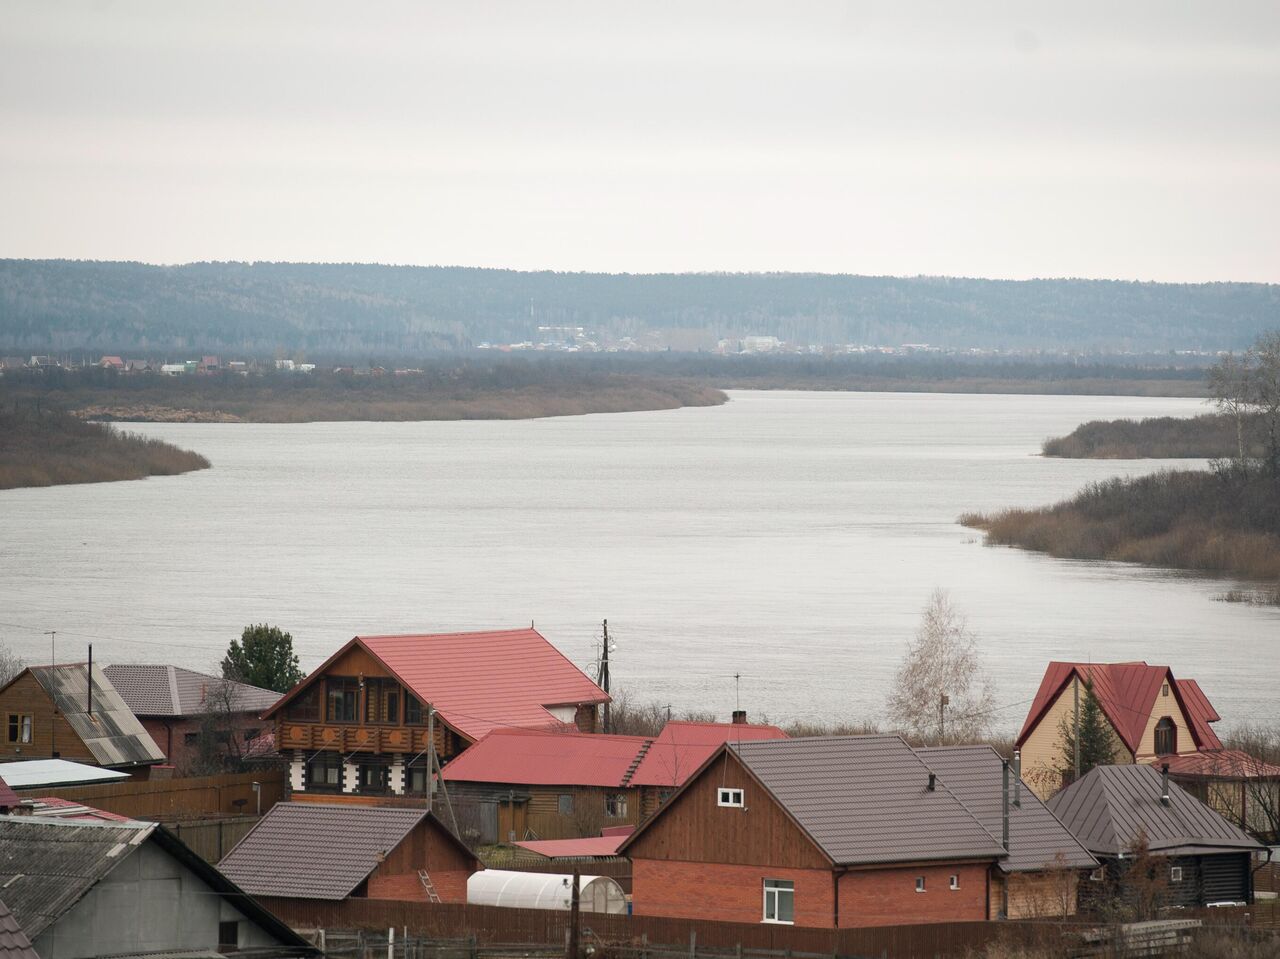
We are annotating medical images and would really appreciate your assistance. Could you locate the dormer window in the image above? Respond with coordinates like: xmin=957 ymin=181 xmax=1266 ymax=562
xmin=717 ymin=788 xmax=744 ymax=808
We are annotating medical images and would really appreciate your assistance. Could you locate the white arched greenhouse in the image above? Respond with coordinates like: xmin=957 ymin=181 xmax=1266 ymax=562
xmin=466 ymin=870 xmax=627 ymax=914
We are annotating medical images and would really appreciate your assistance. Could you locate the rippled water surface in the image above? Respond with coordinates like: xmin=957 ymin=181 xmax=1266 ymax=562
xmin=3 ymin=391 xmax=1276 ymax=732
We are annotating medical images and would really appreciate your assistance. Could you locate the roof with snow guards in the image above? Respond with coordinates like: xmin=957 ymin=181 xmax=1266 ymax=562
xmin=1045 ymin=764 xmax=1263 ymax=858
xmin=1016 ymin=662 xmax=1222 ymax=754
xmin=264 ymin=628 xmax=608 ymax=741
xmin=915 ymin=745 xmax=1097 ymax=873
xmin=102 ymin=664 xmax=280 ymax=717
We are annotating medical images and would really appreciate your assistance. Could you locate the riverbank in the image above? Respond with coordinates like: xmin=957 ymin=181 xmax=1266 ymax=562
xmin=960 ymin=469 xmax=1280 ymax=595
xmin=0 ymin=408 xmax=210 ymax=489
xmin=1043 ymin=412 xmax=1264 ymax=458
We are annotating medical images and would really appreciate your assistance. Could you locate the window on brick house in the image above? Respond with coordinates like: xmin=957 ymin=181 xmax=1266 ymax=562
xmin=762 ymin=879 xmax=794 ymax=923
xmin=184 ymin=732 xmax=199 ymax=746
xmin=915 ymin=877 xmax=926 ymax=893
xmin=949 ymin=875 xmax=960 ymax=890
xmin=7 ymin=714 xmax=32 ymax=744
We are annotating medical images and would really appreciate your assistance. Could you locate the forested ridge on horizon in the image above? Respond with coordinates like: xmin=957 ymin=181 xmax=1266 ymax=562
xmin=2 ymin=259 xmax=1277 ymax=354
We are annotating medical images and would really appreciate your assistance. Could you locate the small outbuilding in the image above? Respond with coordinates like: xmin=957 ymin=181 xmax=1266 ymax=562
xmin=467 ymin=870 xmax=627 ymax=913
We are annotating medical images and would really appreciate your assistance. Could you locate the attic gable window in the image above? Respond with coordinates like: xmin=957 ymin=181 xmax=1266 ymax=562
xmin=1154 ymin=717 xmax=1177 ymax=755
xmin=6 ymin=714 xmax=32 ymax=744
xmin=717 ymin=788 xmax=744 ymax=808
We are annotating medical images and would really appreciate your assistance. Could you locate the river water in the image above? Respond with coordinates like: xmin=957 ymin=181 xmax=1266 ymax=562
xmin=2 ymin=391 xmax=1276 ymax=734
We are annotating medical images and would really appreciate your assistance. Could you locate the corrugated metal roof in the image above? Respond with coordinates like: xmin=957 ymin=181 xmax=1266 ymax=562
xmin=442 ymin=729 xmax=651 ymax=787
xmin=102 ymin=665 xmax=280 ymax=718
xmin=265 ymin=628 xmax=608 ymax=742
xmin=1045 ymin=764 xmax=1264 ymax=858
xmin=0 ymin=817 xmax=154 ymax=939
xmin=1161 ymin=749 xmax=1280 ymax=779
xmin=0 ymin=897 xmax=38 ymax=959
xmin=514 ymin=835 xmax=628 ymax=858
xmin=915 ymin=745 xmax=1096 ymax=873
xmin=1017 ymin=662 xmax=1224 ymax=754
xmin=729 ymin=736 xmax=1008 ymax=867
xmin=218 ymin=802 xmax=473 ymax=900
xmin=629 ymin=722 xmax=788 ymax=788
xmin=25 ymin=796 xmax=135 ymax=823
xmin=27 ymin=665 xmax=165 ymax=767
xmin=0 ymin=760 xmax=130 ymax=789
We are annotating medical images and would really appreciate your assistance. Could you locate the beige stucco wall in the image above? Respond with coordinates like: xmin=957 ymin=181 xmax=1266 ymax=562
xmin=1021 ymin=675 xmax=1130 ymax=801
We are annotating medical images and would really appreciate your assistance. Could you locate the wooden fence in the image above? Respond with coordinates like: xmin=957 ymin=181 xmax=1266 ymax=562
xmin=15 ymin=769 xmax=287 ymax=820
xmin=165 ymin=815 xmax=261 ymax=862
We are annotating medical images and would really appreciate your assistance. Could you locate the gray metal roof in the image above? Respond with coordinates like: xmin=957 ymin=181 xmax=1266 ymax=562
xmin=0 ymin=897 xmax=38 ymax=959
xmin=1045 ymin=764 xmax=1265 ymax=858
xmin=28 ymin=665 xmax=165 ymax=767
xmin=916 ymin=745 xmax=1097 ymax=873
xmin=103 ymin=664 xmax=280 ymax=717
xmin=218 ymin=802 xmax=431 ymax=900
xmin=729 ymin=736 xmax=1008 ymax=867
xmin=0 ymin=817 xmax=154 ymax=939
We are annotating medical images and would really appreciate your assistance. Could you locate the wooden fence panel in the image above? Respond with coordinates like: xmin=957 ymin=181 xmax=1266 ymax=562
xmin=166 ymin=815 xmax=261 ymax=862
xmin=15 ymin=769 xmax=287 ymax=820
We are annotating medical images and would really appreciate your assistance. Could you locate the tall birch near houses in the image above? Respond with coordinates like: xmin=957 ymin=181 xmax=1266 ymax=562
xmin=887 ymin=589 xmax=996 ymax=742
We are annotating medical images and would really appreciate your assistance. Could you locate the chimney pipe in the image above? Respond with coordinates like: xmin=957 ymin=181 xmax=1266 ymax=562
xmin=1161 ymin=763 xmax=1170 ymax=806
xmin=1013 ymin=750 xmax=1022 ymax=808
xmin=731 ymin=710 xmax=747 ymax=725
xmin=87 ymin=644 xmax=92 ymax=718
xmin=927 ymin=772 xmax=936 ymax=792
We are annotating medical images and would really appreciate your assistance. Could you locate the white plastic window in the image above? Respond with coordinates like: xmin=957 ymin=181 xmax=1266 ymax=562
xmin=717 ymin=788 xmax=744 ymax=808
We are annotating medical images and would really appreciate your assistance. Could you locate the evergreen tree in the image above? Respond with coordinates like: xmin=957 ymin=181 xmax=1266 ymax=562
xmin=221 ymin=623 xmax=304 ymax=693
xmin=1058 ymin=677 xmax=1116 ymax=781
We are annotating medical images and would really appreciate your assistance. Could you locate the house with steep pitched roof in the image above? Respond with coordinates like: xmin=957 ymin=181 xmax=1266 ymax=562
xmin=263 ymin=628 xmax=608 ymax=800
xmin=620 ymin=735 xmax=1009 ymax=928
xmin=1047 ymin=764 xmax=1264 ymax=908
xmin=218 ymin=802 xmax=480 ymax=906
xmin=103 ymin=664 xmax=280 ymax=771
xmin=1016 ymin=661 xmax=1228 ymax=800
xmin=0 ymin=664 xmax=165 ymax=774
xmin=441 ymin=719 xmax=788 ymax=841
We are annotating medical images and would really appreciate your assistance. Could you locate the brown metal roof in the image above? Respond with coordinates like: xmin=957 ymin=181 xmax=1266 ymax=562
xmin=729 ymin=736 xmax=1008 ymax=867
xmin=218 ymin=802 xmax=474 ymax=900
xmin=103 ymin=664 xmax=280 ymax=717
xmin=27 ymin=665 xmax=165 ymax=767
xmin=1045 ymin=764 xmax=1264 ymax=858
xmin=916 ymin=745 xmax=1097 ymax=873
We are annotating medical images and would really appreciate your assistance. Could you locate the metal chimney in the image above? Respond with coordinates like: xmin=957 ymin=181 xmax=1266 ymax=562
xmin=86 ymin=644 xmax=93 ymax=718
xmin=927 ymin=772 xmax=936 ymax=792
xmin=1161 ymin=763 xmax=1171 ymax=806
xmin=1013 ymin=750 xmax=1022 ymax=808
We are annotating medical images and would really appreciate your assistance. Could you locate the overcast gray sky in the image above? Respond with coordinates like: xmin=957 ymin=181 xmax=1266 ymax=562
xmin=1 ymin=1 xmax=1277 ymax=281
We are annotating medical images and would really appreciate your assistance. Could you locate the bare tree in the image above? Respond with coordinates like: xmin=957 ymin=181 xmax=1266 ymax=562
xmin=185 ymin=677 xmax=263 ymax=776
xmin=0 ymin=642 xmax=24 ymax=688
xmin=1215 ymin=722 xmax=1280 ymax=842
xmin=887 ymin=589 xmax=996 ymax=742
xmin=1248 ymin=331 xmax=1280 ymax=479
xmin=1208 ymin=351 xmax=1254 ymax=467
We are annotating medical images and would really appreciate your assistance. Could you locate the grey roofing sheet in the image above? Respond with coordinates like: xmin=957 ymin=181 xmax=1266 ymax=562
xmin=730 ymin=736 xmax=1008 ymax=867
xmin=29 ymin=665 xmax=165 ymax=767
xmin=1045 ymin=764 xmax=1264 ymax=858
xmin=916 ymin=745 xmax=1097 ymax=873
xmin=103 ymin=665 xmax=280 ymax=717
xmin=218 ymin=802 xmax=428 ymax=900
xmin=0 ymin=897 xmax=38 ymax=959
xmin=0 ymin=817 xmax=153 ymax=939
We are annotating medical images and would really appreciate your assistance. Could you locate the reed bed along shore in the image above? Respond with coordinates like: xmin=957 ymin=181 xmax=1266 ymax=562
xmin=0 ymin=407 xmax=210 ymax=489
xmin=1042 ymin=412 xmax=1265 ymax=459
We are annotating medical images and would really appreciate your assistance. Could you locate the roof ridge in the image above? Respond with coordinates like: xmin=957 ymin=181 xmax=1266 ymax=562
xmin=166 ymin=665 xmax=181 ymax=714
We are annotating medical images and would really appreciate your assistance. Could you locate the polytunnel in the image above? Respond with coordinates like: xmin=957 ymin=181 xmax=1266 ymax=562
xmin=466 ymin=870 xmax=628 ymax=914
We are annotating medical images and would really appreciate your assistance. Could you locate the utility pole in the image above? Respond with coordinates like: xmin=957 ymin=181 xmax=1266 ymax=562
xmin=566 ymin=869 xmax=581 ymax=959
xmin=600 ymin=619 xmax=611 ymax=734
xmin=1073 ymin=678 xmax=1081 ymax=781
xmin=426 ymin=707 xmax=436 ymax=814
xmin=938 ymin=693 xmax=949 ymax=738
xmin=44 ymin=631 xmax=57 ymax=758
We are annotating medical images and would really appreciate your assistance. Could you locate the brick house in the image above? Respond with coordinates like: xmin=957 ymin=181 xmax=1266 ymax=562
xmin=263 ymin=628 xmax=608 ymax=800
xmin=441 ymin=719 xmax=787 ymax=842
xmin=620 ymin=735 xmax=1007 ymax=928
xmin=102 ymin=664 xmax=280 ymax=772
xmin=218 ymin=802 xmax=480 ymax=906
xmin=0 ymin=664 xmax=164 ymax=776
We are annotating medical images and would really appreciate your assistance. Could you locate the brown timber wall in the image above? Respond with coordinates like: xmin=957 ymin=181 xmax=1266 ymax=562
xmin=15 ymin=769 xmax=287 ymax=820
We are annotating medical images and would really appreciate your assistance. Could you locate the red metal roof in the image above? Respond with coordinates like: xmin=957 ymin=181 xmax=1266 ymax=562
xmin=629 ymin=721 xmax=788 ymax=787
xmin=1160 ymin=749 xmax=1280 ymax=779
xmin=514 ymin=835 xmax=628 ymax=858
xmin=441 ymin=728 xmax=651 ymax=787
xmin=1016 ymin=661 xmax=1223 ymax=754
xmin=265 ymin=627 xmax=608 ymax=742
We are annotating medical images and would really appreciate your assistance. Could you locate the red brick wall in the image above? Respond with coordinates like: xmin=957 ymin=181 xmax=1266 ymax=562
xmin=139 ymin=713 xmax=271 ymax=771
xmin=837 ymin=863 xmax=989 ymax=927
xmin=632 ymin=859 xmax=835 ymax=927
xmin=367 ymin=869 xmax=471 ymax=903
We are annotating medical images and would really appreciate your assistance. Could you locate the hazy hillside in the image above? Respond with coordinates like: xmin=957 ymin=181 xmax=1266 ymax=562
xmin=2 ymin=260 xmax=1277 ymax=354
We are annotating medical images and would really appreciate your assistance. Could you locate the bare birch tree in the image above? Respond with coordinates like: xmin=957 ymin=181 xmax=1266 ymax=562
xmin=0 ymin=642 xmax=23 ymax=688
xmin=887 ymin=589 xmax=997 ymax=742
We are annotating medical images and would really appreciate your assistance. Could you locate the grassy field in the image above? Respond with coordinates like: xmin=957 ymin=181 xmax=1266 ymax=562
xmin=0 ymin=407 xmax=210 ymax=489
xmin=1043 ymin=412 xmax=1265 ymax=458
xmin=961 ymin=470 xmax=1280 ymax=591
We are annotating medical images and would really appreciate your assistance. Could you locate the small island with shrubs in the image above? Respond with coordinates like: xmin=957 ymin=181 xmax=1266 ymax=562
xmin=0 ymin=406 xmax=210 ymax=490
xmin=965 ymin=332 xmax=1280 ymax=604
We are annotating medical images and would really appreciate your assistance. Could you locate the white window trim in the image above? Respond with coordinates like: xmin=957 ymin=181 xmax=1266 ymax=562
xmin=949 ymin=875 xmax=960 ymax=891
xmin=761 ymin=879 xmax=794 ymax=924
xmin=915 ymin=877 xmax=926 ymax=893
xmin=1170 ymin=866 xmax=1183 ymax=883
xmin=717 ymin=788 xmax=744 ymax=808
